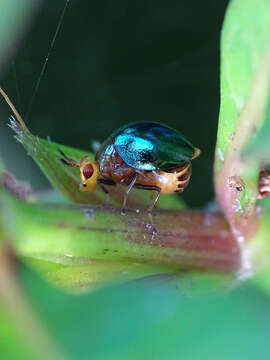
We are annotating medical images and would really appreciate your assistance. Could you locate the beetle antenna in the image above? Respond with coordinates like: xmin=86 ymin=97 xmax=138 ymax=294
xmin=60 ymin=158 xmax=80 ymax=167
xmin=0 ymin=87 xmax=30 ymax=132
xmin=57 ymin=147 xmax=80 ymax=167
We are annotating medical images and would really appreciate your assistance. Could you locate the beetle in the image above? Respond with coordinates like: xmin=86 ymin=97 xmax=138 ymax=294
xmin=60 ymin=121 xmax=200 ymax=213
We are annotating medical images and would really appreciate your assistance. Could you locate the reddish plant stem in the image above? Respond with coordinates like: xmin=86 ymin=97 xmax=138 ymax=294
xmin=41 ymin=203 xmax=241 ymax=272
xmin=127 ymin=209 xmax=240 ymax=271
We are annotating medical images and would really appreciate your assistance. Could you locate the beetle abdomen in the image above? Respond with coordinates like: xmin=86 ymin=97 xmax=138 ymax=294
xmin=135 ymin=162 xmax=191 ymax=194
xmin=172 ymin=162 xmax=191 ymax=193
xmin=97 ymin=145 xmax=191 ymax=194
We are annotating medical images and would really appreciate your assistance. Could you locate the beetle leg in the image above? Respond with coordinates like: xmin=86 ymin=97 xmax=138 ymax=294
xmin=133 ymin=184 xmax=161 ymax=237
xmin=121 ymin=172 xmax=139 ymax=215
xmin=147 ymin=212 xmax=157 ymax=240
xmin=147 ymin=187 xmax=161 ymax=213
xmin=134 ymin=184 xmax=161 ymax=212
xmin=97 ymin=178 xmax=116 ymax=206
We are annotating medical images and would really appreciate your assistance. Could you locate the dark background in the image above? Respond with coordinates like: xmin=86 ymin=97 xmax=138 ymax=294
xmin=0 ymin=0 xmax=229 ymax=207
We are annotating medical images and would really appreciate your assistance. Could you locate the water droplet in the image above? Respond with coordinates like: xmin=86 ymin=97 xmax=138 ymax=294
xmin=237 ymin=236 xmax=244 ymax=243
xmin=217 ymin=148 xmax=224 ymax=162
xmin=84 ymin=207 xmax=94 ymax=218
xmin=232 ymin=199 xmax=242 ymax=213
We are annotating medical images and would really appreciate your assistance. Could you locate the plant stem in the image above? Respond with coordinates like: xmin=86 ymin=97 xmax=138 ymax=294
xmin=10 ymin=199 xmax=241 ymax=273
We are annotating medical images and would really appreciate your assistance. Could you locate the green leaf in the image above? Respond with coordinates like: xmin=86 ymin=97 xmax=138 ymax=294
xmin=216 ymin=0 xmax=270 ymax=166
xmin=243 ymin=94 xmax=270 ymax=162
xmin=214 ymin=0 xmax=270 ymax=237
xmin=20 ymin=262 xmax=270 ymax=360
xmin=0 ymin=306 xmax=41 ymax=360
xmin=0 ymin=255 xmax=65 ymax=360
xmin=0 ymin=163 xmax=65 ymax=360
xmin=9 ymin=118 xmax=185 ymax=210
xmin=213 ymin=0 xmax=270 ymax=291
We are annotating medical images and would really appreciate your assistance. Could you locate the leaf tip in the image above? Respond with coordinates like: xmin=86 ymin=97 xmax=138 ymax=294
xmin=8 ymin=116 xmax=27 ymax=144
xmin=0 ymin=87 xmax=30 ymax=133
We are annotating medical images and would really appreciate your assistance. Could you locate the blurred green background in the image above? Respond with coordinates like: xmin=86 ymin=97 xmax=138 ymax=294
xmin=0 ymin=0 xmax=229 ymax=207
xmin=2 ymin=2 xmax=270 ymax=360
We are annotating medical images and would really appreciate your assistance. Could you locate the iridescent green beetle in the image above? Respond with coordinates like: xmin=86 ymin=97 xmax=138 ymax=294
xmin=0 ymin=88 xmax=200 ymax=213
xmin=61 ymin=121 xmax=200 ymax=213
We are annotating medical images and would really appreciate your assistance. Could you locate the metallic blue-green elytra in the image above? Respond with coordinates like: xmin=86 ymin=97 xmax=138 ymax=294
xmin=96 ymin=121 xmax=196 ymax=171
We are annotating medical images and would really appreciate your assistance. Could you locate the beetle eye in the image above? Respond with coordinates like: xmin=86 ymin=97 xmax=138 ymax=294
xmin=82 ymin=164 xmax=94 ymax=179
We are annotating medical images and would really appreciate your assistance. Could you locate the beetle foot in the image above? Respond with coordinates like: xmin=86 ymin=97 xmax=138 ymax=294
xmin=121 ymin=207 xmax=126 ymax=215
xmin=147 ymin=212 xmax=158 ymax=239
xmin=151 ymin=226 xmax=157 ymax=241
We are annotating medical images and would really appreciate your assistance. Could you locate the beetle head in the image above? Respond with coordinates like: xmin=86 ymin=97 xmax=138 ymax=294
xmin=78 ymin=156 xmax=99 ymax=192
xmin=59 ymin=149 xmax=99 ymax=192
